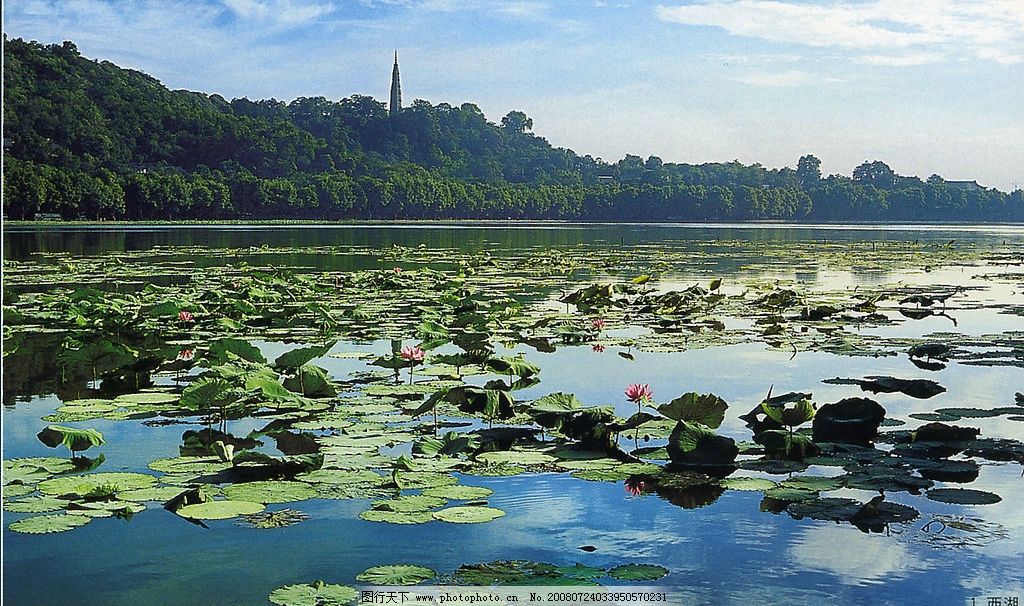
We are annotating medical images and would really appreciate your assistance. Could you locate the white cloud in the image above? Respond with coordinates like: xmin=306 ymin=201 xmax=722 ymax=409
xmin=222 ymin=0 xmax=336 ymax=25
xmin=732 ymin=69 xmax=811 ymax=87
xmin=656 ymin=0 xmax=1024 ymax=65
xmin=855 ymin=52 xmax=947 ymax=66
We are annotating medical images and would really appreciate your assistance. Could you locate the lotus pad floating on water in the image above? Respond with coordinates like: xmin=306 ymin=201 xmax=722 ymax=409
xmin=925 ymin=488 xmax=1002 ymax=505
xmin=268 ymin=581 xmax=358 ymax=606
xmin=8 ymin=513 xmax=92 ymax=534
xmin=2 ymin=484 xmax=36 ymax=499
xmin=222 ymin=481 xmax=317 ymax=503
xmin=356 ymin=564 xmax=436 ymax=585
xmin=372 ymin=495 xmax=447 ymax=512
xmin=432 ymin=506 xmax=505 ymax=524
xmin=475 ymin=450 xmax=557 ymax=466
xmin=3 ymin=496 xmax=71 ymax=513
xmin=38 ymin=472 xmax=157 ymax=496
xmin=421 ymin=485 xmax=493 ymax=500
xmin=452 ymin=560 xmax=561 ymax=585
xmin=116 ymin=486 xmax=195 ymax=502
xmin=148 ymin=456 xmax=231 ymax=475
xmin=359 ymin=509 xmax=434 ymax=524
xmin=719 ymin=477 xmax=778 ymax=491
xmin=607 ymin=564 xmax=669 ymax=581
xmin=176 ymin=500 xmax=265 ymax=519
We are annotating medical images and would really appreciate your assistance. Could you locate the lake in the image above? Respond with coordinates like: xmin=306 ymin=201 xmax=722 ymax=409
xmin=3 ymin=223 xmax=1023 ymax=606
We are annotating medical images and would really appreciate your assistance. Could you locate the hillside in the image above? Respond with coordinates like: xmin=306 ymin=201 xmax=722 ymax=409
xmin=3 ymin=37 xmax=1022 ymax=222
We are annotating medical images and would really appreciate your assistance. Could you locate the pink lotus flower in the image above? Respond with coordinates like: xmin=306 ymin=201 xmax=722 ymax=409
xmin=625 ymin=383 xmax=653 ymax=404
xmin=592 ymin=344 xmax=606 ymax=353
xmin=625 ymin=477 xmax=646 ymax=497
xmin=176 ymin=348 xmax=195 ymax=361
xmin=591 ymin=318 xmax=606 ymax=330
xmin=400 ymin=345 xmax=425 ymax=362
xmin=178 ymin=310 xmax=194 ymax=323
xmin=393 ymin=267 xmax=403 ymax=273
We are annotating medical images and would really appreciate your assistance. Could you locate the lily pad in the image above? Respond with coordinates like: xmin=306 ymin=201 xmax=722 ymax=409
xmin=719 ymin=477 xmax=778 ymax=491
xmin=764 ymin=487 xmax=819 ymax=502
xmin=3 ymin=496 xmax=70 ymax=513
xmin=420 ymin=485 xmax=493 ymax=500
xmin=117 ymin=486 xmax=195 ymax=502
xmin=268 ymin=581 xmax=357 ymax=606
xmin=925 ymin=488 xmax=1002 ymax=505
xmin=475 ymin=450 xmax=556 ymax=466
xmin=372 ymin=495 xmax=447 ymax=512
xmin=2 ymin=484 xmax=36 ymax=499
xmin=8 ymin=513 xmax=92 ymax=534
xmin=223 ymin=481 xmax=317 ymax=504
xmin=570 ymin=469 xmax=632 ymax=482
xmin=356 ymin=564 xmax=436 ymax=585
xmin=176 ymin=500 xmax=265 ymax=519
xmin=432 ymin=506 xmax=506 ymax=523
xmin=38 ymin=472 xmax=157 ymax=496
xmin=359 ymin=509 xmax=433 ymax=524
xmin=606 ymin=564 xmax=669 ymax=581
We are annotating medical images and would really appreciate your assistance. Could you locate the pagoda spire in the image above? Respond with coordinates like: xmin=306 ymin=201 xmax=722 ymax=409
xmin=389 ymin=50 xmax=402 ymax=117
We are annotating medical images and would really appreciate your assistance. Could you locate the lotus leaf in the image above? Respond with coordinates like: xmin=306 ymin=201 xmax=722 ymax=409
xmin=452 ymin=560 xmax=560 ymax=586
xmin=275 ymin=342 xmax=336 ymax=369
xmin=148 ymin=456 xmax=230 ymax=475
xmin=607 ymin=564 xmax=669 ymax=581
xmin=658 ymin=392 xmax=728 ymax=429
xmin=114 ymin=391 xmax=179 ymax=405
xmin=36 ymin=425 xmax=105 ymax=454
xmin=372 ymin=495 xmax=447 ymax=512
xmin=3 ymin=496 xmax=70 ymax=513
xmin=356 ymin=565 xmax=436 ymax=585
xmin=432 ymin=505 xmax=505 ymax=523
xmin=2 ymin=484 xmax=36 ymax=499
xmin=570 ymin=469 xmax=632 ymax=482
xmin=222 ymin=481 xmax=317 ymax=504
xmin=421 ymin=485 xmax=493 ymax=500
xmin=554 ymin=563 xmax=606 ymax=581
xmin=8 ymin=513 xmax=92 ymax=534
xmin=176 ymin=499 xmax=265 ymax=519
xmin=475 ymin=450 xmax=556 ymax=466
xmin=268 ymin=581 xmax=357 ymax=606
xmin=117 ymin=486 xmax=192 ymax=502
xmin=764 ymin=487 xmax=819 ymax=502
xmin=39 ymin=472 xmax=157 ymax=496
xmin=207 ymin=338 xmax=267 ymax=364
xmin=780 ymin=476 xmax=845 ymax=492
xmin=719 ymin=477 xmax=778 ymax=491
xmin=390 ymin=472 xmax=458 ymax=489
xmin=926 ymin=488 xmax=1002 ymax=505
xmin=359 ymin=509 xmax=433 ymax=524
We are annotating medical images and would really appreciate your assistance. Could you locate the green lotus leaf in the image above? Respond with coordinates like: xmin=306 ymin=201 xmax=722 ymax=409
xmin=614 ymin=462 xmax=661 ymax=475
xmin=3 ymin=496 xmax=70 ymax=513
xmin=485 ymin=355 xmax=541 ymax=378
xmin=553 ymin=449 xmax=612 ymax=461
xmin=8 ymin=513 xmax=92 ymax=534
xmin=432 ymin=506 xmax=505 ymax=524
xmin=570 ymin=468 xmax=632 ymax=482
xmin=465 ymin=464 xmax=526 ymax=477
xmin=452 ymin=560 xmax=560 ymax=586
xmin=529 ymin=393 xmax=583 ymax=414
xmin=607 ymin=564 xmax=669 ymax=581
xmin=390 ymin=472 xmax=458 ymax=489
xmin=719 ymin=477 xmax=778 ymax=491
xmin=476 ymin=450 xmax=556 ymax=466
xmin=283 ymin=364 xmax=336 ymax=398
xmin=296 ymin=469 xmax=387 ymax=486
xmin=413 ymin=431 xmax=480 ymax=458
xmin=554 ymin=563 xmax=606 ymax=581
xmin=764 ymin=487 xmax=820 ymax=502
xmin=739 ymin=459 xmax=808 ymax=474
xmin=68 ymin=500 xmax=145 ymax=517
xmin=36 ymin=425 xmax=105 ymax=453
xmin=207 ymin=338 xmax=267 ymax=365
xmin=222 ymin=481 xmax=317 ymax=504
xmin=658 ymin=392 xmax=729 ymax=429
xmin=268 ymin=581 xmax=357 ymax=606
xmin=356 ymin=565 xmax=437 ymax=585
xmin=275 ymin=342 xmax=336 ymax=369
xmin=117 ymin=486 xmax=191 ymax=502
xmin=554 ymin=459 xmax=620 ymax=471
xmin=180 ymin=378 xmax=240 ymax=411
xmin=359 ymin=509 xmax=433 ymax=524
xmin=315 ymin=484 xmax=394 ymax=501
xmin=421 ymin=485 xmax=493 ymax=500
xmin=176 ymin=499 xmax=265 ymax=519
xmin=926 ymin=488 xmax=1002 ymax=505
xmin=114 ymin=391 xmax=179 ymax=405
xmin=148 ymin=456 xmax=230 ymax=475
xmin=5 ymin=457 xmax=76 ymax=475
xmin=39 ymin=472 xmax=157 ymax=496
xmin=371 ymin=495 xmax=447 ymax=513
xmin=780 ymin=476 xmax=845 ymax=492
xmin=2 ymin=484 xmax=36 ymax=499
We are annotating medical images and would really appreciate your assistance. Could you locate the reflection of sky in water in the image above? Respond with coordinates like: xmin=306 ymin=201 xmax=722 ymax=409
xmin=3 ymin=225 xmax=1024 ymax=605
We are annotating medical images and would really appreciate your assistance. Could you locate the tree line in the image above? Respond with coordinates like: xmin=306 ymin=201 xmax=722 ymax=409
xmin=3 ymin=38 xmax=1021 ymax=222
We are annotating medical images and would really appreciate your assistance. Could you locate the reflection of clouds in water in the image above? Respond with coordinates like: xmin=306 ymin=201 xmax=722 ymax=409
xmin=790 ymin=524 xmax=930 ymax=585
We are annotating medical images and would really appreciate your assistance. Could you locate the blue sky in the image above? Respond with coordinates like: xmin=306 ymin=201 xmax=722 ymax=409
xmin=4 ymin=0 xmax=1023 ymax=190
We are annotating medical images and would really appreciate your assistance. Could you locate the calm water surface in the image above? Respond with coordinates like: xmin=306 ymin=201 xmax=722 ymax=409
xmin=3 ymin=223 xmax=1023 ymax=606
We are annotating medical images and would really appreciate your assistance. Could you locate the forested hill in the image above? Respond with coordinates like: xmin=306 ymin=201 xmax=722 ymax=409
xmin=3 ymin=38 xmax=1022 ymax=222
